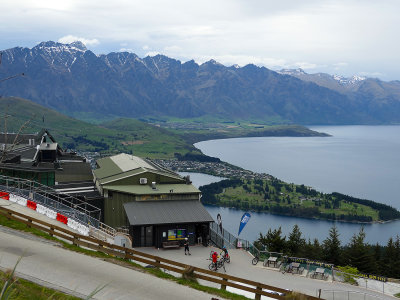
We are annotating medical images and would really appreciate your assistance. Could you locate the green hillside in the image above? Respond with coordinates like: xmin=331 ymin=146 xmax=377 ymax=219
xmin=0 ymin=97 xmax=329 ymax=159
xmin=200 ymin=178 xmax=400 ymax=222
xmin=0 ymin=97 xmax=198 ymax=157
xmin=100 ymin=118 xmax=201 ymax=157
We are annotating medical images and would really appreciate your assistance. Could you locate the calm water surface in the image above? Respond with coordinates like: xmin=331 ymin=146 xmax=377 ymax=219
xmin=192 ymin=126 xmax=400 ymax=245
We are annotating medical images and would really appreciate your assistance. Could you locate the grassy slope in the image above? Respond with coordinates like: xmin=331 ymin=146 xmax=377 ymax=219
xmin=0 ymin=270 xmax=80 ymax=300
xmin=202 ymin=179 xmax=383 ymax=222
xmin=100 ymin=118 xmax=200 ymax=157
xmin=0 ymin=97 xmax=199 ymax=158
xmin=1 ymin=97 xmax=328 ymax=159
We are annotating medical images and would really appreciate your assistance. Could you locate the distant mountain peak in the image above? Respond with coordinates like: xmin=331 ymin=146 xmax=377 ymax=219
xmin=204 ymin=59 xmax=223 ymax=66
xmin=33 ymin=41 xmax=87 ymax=53
xmin=332 ymin=74 xmax=366 ymax=85
xmin=279 ymin=68 xmax=306 ymax=76
xmin=279 ymin=68 xmax=366 ymax=86
xmin=69 ymin=41 xmax=87 ymax=51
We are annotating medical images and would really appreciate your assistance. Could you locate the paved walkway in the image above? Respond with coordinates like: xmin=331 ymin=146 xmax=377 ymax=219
xmin=139 ymin=245 xmax=396 ymax=300
xmin=0 ymin=227 xmax=216 ymax=300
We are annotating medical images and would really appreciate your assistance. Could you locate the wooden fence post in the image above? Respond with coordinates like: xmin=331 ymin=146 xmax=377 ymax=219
xmin=73 ymin=235 xmax=78 ymax=246
xmin=155 ymin=258 xmax=161 ymax=268
xmin=27 ymin=218 xmax=32 ymax=228
xmin=221 ymin=278 xmax=228 ymax=290
xmin=255 ymin=286 xmax=262 ymax=300
xmin=49 ymin=227 xmax=54 ymax=237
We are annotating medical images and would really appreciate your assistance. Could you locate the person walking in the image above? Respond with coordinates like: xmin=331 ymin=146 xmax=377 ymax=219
xmin=184 ymin=237 xmax=191 ymax=255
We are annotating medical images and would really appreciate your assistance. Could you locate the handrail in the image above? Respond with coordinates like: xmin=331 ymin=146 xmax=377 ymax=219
xmin=0 ymin=205 xmax=319 ymax=300
xmin=0 ymin=184 xmax=117 ymax=238
xmin=0 ymin=175 xmax=101 ymax=220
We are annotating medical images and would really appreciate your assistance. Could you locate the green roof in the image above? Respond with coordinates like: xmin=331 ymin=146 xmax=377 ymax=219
xmin=97 ymin=168 xmax=144 ymax=185
xmin=93 ymin=157 xmax=123 ymax=179
xmin=103 ymin=183 xmax=200 ymax=195
xmin=94 ymin=153 xmax=183 ymax=184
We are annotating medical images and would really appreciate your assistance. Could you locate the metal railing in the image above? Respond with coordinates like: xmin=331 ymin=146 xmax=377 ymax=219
xmin=319 ymin=290 xmax=386 ymax=300
xmin=333 ymin=270 xmax=400 ymax=296
xmin=210 ymin=222 xmax=238 ymax=249
xmin=0 ymin=174 xmax=116 ymax=238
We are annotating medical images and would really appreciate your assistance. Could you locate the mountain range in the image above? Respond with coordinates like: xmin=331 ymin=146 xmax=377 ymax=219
xmin=1 ymin=41 xmax=400 ymax=125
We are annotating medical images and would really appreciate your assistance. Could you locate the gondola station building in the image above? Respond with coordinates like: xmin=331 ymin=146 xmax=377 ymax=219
xmin=93 ymin=153 xmax=213 ymax=248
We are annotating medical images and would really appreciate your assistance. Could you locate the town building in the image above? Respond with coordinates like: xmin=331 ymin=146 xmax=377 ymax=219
xmin=93 ymin=153 xmax=213 ymax=248
xmin=0 ymin=129 xmax=102 ymax=207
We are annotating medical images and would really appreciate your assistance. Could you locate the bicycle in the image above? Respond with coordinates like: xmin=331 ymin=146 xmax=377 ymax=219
xmin=208 ymin=256 xmax=226 ymax=272
xmin=252 ymin=254 xmax=260 ymax=265
xmin=220 ymin=251 xmax=230 ymax=263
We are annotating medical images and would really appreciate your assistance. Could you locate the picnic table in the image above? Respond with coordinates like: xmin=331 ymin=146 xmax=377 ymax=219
xmin=291 ymin=262 xmax=300 ymax=273
xmin=266 ymin=256 xmax=278 ymax=267
xmin=314 ymin=267 xmax=325 ymax=279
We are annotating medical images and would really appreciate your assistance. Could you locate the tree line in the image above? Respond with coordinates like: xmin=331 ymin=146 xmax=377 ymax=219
xmin=255 ymin=225 xmax=400 ymax=279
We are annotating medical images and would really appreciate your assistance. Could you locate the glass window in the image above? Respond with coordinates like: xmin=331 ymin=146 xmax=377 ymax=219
xmin=176 ymin=229 xmax=186 ymax=239
xmin=168 ymin=229 xmax=176 ymax=240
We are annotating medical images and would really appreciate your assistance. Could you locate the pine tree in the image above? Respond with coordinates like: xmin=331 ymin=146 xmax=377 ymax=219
xmin=265 ymin=227 xmax=286 ymax=253
xmin=287 ymin=224 xmax=305 ymax=256
xmin=393 ymin=236 xmax=400 ymax=278
xmin=323 ymin=225 xmax=342 ymax=265
xmin=383 ymin=237 xmax=396 ymax=277
xmin=345 ymin=227 xmax=375 ymax=273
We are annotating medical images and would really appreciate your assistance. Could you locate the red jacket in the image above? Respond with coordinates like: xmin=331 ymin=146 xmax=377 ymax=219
xmin=212 ymin=252 xmax=218 ymax=263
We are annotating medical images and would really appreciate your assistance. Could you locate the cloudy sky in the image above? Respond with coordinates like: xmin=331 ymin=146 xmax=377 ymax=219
xmin=1 ymin=0 xmax=399 ymax=80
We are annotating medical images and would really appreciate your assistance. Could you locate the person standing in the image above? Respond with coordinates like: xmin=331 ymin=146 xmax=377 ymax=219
xmin=184 ymin=238 xmax=191 ymax=255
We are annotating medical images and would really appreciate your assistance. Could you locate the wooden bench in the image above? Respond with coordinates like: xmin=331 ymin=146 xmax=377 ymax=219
xmin=162 ymin=241 xmax=180 ymax=249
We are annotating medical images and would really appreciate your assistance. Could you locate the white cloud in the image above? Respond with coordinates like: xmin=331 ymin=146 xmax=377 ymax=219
xmin=292 ymin=62 xmax=318 ymax=70
xmin=119 ymin=48 xmax=135 ymax=53
xmin=333 ymin=62 xmax=348 ymax=67
xmin=333 ymin=62 xmax=348 ymax=70
xmin=1 ymin=0 xmax=400 ymax=80
xmin=145 ymin=51 xmax=161 ymax=57
xmin=358 ymin=71 xmax=385 ymax=79
xmin=58 ymin=35 xmax=100 ymax=46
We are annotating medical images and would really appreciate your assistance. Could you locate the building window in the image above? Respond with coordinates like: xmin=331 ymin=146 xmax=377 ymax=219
xmin=167 ymin=229 xmax=186 ymax=240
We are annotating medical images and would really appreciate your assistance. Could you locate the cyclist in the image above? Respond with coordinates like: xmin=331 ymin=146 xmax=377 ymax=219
xmin=222 ymin=246 xmax=228 ymax=258
xmin=212 ymin=251 xmax=218 ymax=269
xmin=220 ymin=246 xmax=230 ymax=263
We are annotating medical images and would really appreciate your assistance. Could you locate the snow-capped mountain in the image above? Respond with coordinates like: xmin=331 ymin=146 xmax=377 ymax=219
xmin=278 ymin=68 xmax=368 ymax=93
xmin=1 ymin=41 xmax=400 ymax=124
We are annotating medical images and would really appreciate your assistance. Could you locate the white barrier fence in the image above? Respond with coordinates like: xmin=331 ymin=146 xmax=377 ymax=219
xmin=5 ymin=192 xmax=89 ymax=236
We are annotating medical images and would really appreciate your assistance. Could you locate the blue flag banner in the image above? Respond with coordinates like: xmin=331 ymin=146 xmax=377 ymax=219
xmin=238 ymin=212 xmax=251 ymax=236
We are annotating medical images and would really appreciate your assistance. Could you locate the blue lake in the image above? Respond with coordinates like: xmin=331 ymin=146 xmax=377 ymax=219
xmin=190 ymin=126 xmax=400 ymax=245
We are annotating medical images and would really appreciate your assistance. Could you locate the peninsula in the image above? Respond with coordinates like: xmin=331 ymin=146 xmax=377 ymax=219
xmin=155 ymin=159 xmax=400 ymax=223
